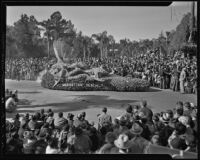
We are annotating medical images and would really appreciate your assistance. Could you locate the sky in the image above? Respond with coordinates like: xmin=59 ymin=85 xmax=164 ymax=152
xmin=6 ymin=2 xmax=197 ymax=43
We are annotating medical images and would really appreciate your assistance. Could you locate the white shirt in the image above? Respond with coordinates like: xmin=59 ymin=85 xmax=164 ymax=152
xmin=6 ymin=97 xmax=16 ymax=110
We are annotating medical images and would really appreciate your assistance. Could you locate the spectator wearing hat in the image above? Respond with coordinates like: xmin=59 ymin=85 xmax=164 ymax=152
xmin=98 ymin=107 xmax=112 ymax=131
xmin=139 ymin=100 xmax=153 ymax=123
xmin=67 ymin=127 xmax=92 ymax=154
xmin=98 ymin=132 xmax=117 ymax=154
xmin=23 ymin=131 xmax=37 ymax=154
xmin=113 ymin=116 xmax=129 ymax=137
xmin=158 ymin=113 xmax=174 ymax=146
xmin=112 ymin=134 xmax=132 ymax=154
xmin=129 ymin=123 xmax=150 ymax=153
xmin=54 ymin=112 xmax=68 ymax=131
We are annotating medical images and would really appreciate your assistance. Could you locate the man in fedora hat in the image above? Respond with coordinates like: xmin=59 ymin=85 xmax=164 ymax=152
xmin=112 ymin=134 xmax=132 ymax=154
xmin=129 ymin=123 xmax=151 ymax=154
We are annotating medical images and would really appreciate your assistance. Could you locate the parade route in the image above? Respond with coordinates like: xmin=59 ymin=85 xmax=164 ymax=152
xmin=5 ymin=79 xmax=197 ymax=124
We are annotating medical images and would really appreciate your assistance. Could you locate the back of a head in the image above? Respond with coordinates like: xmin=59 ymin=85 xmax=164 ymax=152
xmin=126 ymin=104 xmax=132 ymax=113
xmin=176 ymin=108 xmax=183 ymax=116
xmin=102 ymin=107 xmax=107 ymax=113
xmin=176 ymin=101 xmax=183 ymax=109
xmin=140 ymin=100 xmax=147 ymax=107
xmin=184 ymin=102 xmax=191 ymax=110
xmin=48 ymin=111 xmax=54 ymax=117
xmin=48 ymin=138 xmax=58 ymax=149
xmin=175 ymin=122 xmax=186 ymax=135
xmin=58 ymin=112 xmax=63 ymax=118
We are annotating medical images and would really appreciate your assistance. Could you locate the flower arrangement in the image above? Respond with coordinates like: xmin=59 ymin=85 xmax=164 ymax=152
xmin=41 ymin=70 xmax=150 ymax=91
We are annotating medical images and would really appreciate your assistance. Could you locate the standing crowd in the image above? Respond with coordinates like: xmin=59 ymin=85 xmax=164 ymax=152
xmin=6 ymin=94 xmax=197 ymax=155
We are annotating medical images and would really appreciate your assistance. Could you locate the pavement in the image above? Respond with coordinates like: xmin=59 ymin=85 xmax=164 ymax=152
xmin=5 ymin=79 xmax=197 ymax=126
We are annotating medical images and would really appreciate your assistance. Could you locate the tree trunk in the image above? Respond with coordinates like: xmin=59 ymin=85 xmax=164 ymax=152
xmin=47 ymin=38 xmax=50 ymax=58
xmin=83 ymin=46 xmax=86 ymax=61
xmin=53 ymin=40 xmax=63 ymax=63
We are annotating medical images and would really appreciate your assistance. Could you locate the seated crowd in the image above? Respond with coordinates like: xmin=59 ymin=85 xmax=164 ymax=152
xmin=6 ymin=98 xmax=197 ymax=154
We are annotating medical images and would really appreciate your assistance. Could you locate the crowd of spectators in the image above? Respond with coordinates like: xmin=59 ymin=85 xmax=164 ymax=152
xmin=6 ymin=94 xmax=197 ymax=155
xmin=5 ymin=50 xmax=197 ymax=94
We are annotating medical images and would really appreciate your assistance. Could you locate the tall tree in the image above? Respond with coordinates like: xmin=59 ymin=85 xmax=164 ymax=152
xmin=38 ymin=11 xmax=76 ymax=63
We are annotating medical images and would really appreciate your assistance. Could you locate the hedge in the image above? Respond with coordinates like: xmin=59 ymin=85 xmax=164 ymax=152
xmin=41 ymin=72 xmax=150 ymax=91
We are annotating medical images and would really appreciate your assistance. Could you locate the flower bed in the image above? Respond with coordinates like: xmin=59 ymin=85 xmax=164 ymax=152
xmin=41 ymin=72 xmax=150 ymax=91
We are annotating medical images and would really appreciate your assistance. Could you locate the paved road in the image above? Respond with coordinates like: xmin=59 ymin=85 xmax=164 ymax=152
xmin=5 ymin=79 xmax=197 ymax=125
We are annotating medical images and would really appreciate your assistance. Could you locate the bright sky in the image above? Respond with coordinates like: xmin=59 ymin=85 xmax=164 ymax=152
xmin=6 ymin=2 xmax=197 ymax=43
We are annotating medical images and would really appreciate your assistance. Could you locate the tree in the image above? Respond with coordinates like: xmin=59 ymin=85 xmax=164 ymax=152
xmin=39 ymin=11 xmax=76 ymax=63
xmin=92 ymin=31 xmax=112 ymax=59
xmin=6 ymin=14 xmax=46 ymax=58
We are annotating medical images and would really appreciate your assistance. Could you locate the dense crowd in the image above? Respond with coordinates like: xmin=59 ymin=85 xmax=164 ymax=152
xmin=5 ymin=50 xmax=197 ymax=94
xmin=6 ymin=88 xmax=197 ymax=155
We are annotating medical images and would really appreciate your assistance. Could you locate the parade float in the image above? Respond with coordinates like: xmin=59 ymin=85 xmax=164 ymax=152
xmin=40 ymin=12 xmax=150 ymax=92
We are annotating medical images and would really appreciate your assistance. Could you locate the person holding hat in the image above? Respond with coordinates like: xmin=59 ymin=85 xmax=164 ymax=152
xmin=129 ymin=122 xmax=150 ymax=154
xmin=98 ymin=107 xmax=112 ymax=131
